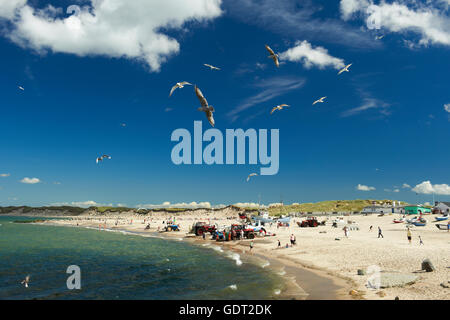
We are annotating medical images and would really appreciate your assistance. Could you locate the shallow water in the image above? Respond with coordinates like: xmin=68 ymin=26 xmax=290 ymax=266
xmin=0 ymin=216 xmax=284 ymax=300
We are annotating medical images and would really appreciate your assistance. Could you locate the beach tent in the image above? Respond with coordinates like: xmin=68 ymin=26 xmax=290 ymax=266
xmin=403 ymin=206 xmax=431 ymax=215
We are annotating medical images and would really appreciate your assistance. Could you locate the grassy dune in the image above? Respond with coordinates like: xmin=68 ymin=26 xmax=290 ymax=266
xmin=266 ymin=199 xmax=406 ymax=216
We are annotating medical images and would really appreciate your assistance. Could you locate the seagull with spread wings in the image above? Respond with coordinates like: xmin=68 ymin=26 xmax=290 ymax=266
xmin=265 ymin=45 xmax=279 ymax=68
xmin=169 ymin=81 xmax=192 ymax=97
xmin=195 ymin=85 xmax=215 ymax=127
xmin=21 ymin=275 xmax=30 ymax=288
xmin=18 ymin=86 xmax=24 ymax=91
xmin=270 ymin=104 xmax=289 ymax=114
xmin=204 ymin=64 xmax=220 ymax=71
xmin=246 ymin=173 xmax=258 ymax=182
xmin=96 ymin=155 xmax=111 ymax=164
xmin=313 ymin=96 xmax=327 ymax=105
xmin=338 ymin=63 xmax=352 ymax=75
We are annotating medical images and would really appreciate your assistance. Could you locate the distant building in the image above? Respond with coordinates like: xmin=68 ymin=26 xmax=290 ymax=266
xmin=403 ymin=205 xmax=431 ymax=215
xmin=362 ymin=205 xmax=403 ymax=214
xmin=433 ymin=201 xmax=450 ymax=214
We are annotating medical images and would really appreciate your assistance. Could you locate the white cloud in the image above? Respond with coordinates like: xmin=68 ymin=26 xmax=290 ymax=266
xmin=356 ymin=184 xmax=376 ymax=191
xmin=280 ymin=40 xmax=346 ymax=70
xmin=402 ymin=183 xmax=411 ymax=188
xmin=233 ymin=202 xmax=267 ymax=208
xmin=20 ymin=177 xmax=40 ymax=184
xmin=0 ymin=173 xmax=10 ymax=177
xmin=412 ymin=180 xmax=450 ymax=195
xmin=0 ymin=0 xmax=26 ymax=19
xmin=50 ymin=200 xmax=123 ymax=207
xmin=268 ymin=202 xmax=283 ymax=207
xmin=444 ymin=103 xmax=450 ymax=113
xmin=225 ymin=0 xmax=376 ymax=48
xmin=0 ymin=0 xmax=223 ymax=71
xmin=227 ymin=76 xmax=306 ymax=121
xmin=393 ymin=189 xmax=400 ymax=193
xmin=137 ymin=201 xmax=212 ymax=209
xmin=341 ymin=97 xmax=391 ymax=117
xmin=340 ymin=0 xmax=370 ymax=20
xmin=339 ymin=0 xmax=450 ymax=47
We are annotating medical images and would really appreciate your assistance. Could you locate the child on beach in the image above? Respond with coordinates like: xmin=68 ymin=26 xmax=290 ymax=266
xmin=419 ymin=236 xmax=424 ymax=245
xmin=249 ymin=241 xmax=254 ymax=252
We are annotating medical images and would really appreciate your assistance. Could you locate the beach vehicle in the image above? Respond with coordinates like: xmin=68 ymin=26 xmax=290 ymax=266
xmin=435 ymin=216 xmax=448 ymax=222
xmin=297 ymin=217 xmax=319 ymax=227
xmin=435 ymin=224 xmax=449 ymax=230
xmin=164 ymin=224 xmax=180 ymax=232
xmin=193 ymin=222 xmax=216 ymax=236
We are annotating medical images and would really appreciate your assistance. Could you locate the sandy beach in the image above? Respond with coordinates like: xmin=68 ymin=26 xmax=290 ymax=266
xmin=41 ymin=211 xmax=450 ymax=300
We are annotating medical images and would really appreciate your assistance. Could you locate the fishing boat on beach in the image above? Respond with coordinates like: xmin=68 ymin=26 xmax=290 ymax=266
xmin=435 ymin=223 xmax=449 ymax=230
xmin=435 ymin=216 xmax=448 ymax=222
xmin=411 ymin=218 xmax=427 ymax=227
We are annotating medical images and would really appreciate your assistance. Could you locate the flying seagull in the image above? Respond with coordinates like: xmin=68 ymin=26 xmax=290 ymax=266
xmin=246 ymin=173 xmax=258 ymax=182
xmin=338 ymin=63 xmax=352 ymax=75
xmin=18 ymin=86 xmax=24 ymax=91
xmin=270 ymin=104 xmax=289 ymax=114
xmin=195 ymin=85 xmax=215 ymax=127
xmin=265 ymin=45 xmax=279 ymax=68
xmin=313 ymin=96 xmax=327 ymax=105
xmin=204 ymin=64 xmax=220 ymax=71
xmin=169 ymin=81 xmax=192 ymax=97
xmin=96 ymin=155 xmax=112 ymax=164
xmin=21 ymin=275 xmax=30 ymax=288
xmin=375 ymin=35 xmax=385 ymax=40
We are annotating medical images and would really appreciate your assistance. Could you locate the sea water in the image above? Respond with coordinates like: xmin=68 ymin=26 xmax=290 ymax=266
xmin=0 ymin=216 xmax=283 ymax=300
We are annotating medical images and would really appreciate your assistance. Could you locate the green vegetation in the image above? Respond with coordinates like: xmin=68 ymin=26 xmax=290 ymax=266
xmin=92 ymin=206 xmax=134 ymax=213
xmin=266 ymin=199 xmax=407 ymax=216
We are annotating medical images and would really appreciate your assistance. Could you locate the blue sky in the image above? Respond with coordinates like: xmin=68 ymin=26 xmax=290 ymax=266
xmin=0 ymin=0 xmax=449 ymax=208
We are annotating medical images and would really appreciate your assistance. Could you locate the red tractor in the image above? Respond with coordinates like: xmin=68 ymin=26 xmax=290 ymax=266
xmin=297 ymin=217 xmax=319 ymax=228
xmin=193 ymin=222 xmax=216 ymax=236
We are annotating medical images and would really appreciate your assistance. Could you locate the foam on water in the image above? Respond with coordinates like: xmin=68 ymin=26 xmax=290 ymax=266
xmin=274 ymin=289 xmax=281 ymax=295
xmin=211 ymin=245 xmax=224 ymax=253
xmin=0 ymin=216 xmax=284 ymax=300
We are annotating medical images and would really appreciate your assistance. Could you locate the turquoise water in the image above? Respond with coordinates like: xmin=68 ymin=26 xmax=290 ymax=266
xmin=0 ymin=216 xmax=283 ymax=300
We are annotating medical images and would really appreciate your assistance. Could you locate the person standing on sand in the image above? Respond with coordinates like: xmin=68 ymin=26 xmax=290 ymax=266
xmin=277 ymin=240 xmax=281 ymax=248
xmin=343 ymin=226 xmax=348 ymax=238
xmin=378 ymin=226 xmax=384 ymax=238
xmin=419 ymin=236 xmax=424 ymax=245
xmin=249 ymin=241 xmax=254 ymax=252
xmin=407 ymin=227 xmax=412 ymax=244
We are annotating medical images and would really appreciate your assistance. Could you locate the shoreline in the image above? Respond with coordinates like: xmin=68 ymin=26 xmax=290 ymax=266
xmin=8 ymin=212 xmax=449 ymax=300
xmin=37 ymin=217 xmax=350 ymax=300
